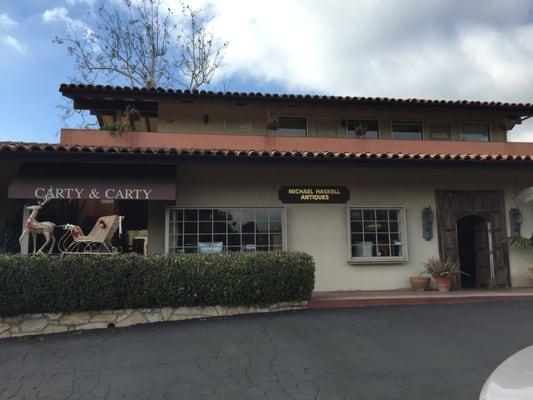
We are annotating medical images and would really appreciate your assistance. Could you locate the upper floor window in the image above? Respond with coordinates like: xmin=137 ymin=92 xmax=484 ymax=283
xmin=275 ymin=117 xmax=307 ymax=137
xmin=460 ymin=123 xmax=490 ymax=142
xmin=224 ymin=120 xmax=252 ymax=133
xmin=347 ymin=120 xmax=379 ymax=139
xmin=429 ymin=123 xmax=451 ymax=140
xmin=314 ymin=118 xmax=339 ymax=137
xmin=392 ymin=121 xmax=423 ymax=140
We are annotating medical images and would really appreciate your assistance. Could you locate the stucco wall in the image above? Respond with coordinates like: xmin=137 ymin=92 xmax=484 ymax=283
xmin=167 ymin=159 xmax=533 ymax=291
xmin=147 ymin=201 xmax=170 ymax=254
xmin=158 ymin=100 xmax=509 ymax=142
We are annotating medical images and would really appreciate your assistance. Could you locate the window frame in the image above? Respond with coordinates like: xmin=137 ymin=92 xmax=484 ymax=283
xmin=459 ymin=122 xmax=491 ymax=142
xmin=313 ymin=117 xmax=340 ymax=138
xmin=346 ymin=205 xmax=408 ymax=264
xmin=345 ymin=119 xmax=380 ymax=139
xmin=391 ymin=120 xmax=424 ymax=141
xmin=223 ymin=119 xmax=252 ymax=133
xmin=165 ymin=206 xmax=287 ymax=254
xmin=274 ymin=115 xmax=309 ymax=137
xmin=428 ymin=122 xmax=452 ymax=141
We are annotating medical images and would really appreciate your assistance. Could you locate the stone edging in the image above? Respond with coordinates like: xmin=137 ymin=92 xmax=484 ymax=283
xmin=0 ymin=301 xmax=308 ymax=339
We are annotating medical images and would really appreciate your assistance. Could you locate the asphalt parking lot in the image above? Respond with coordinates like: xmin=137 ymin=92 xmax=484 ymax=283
xmin=1 ymin=301 xmax=532 ymax=400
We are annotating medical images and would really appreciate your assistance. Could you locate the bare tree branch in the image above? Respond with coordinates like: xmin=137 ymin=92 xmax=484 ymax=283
xmin=176 ymin=5 xmax=227 ymax=90
xmin=54 ymin=0 xmax=228 ymax=128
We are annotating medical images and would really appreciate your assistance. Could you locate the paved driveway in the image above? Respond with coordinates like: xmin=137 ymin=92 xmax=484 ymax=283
xmin=1 ymin=302 xmax=533 ymax=400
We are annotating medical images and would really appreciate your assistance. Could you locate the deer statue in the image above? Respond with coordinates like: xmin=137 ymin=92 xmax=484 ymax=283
xmin=18 ymin=196 xmax=56 ymax=254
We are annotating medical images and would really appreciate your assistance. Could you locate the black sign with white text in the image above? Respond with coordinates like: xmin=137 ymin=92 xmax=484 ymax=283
xmin=278 ymin=186 xmax=350 ymax=204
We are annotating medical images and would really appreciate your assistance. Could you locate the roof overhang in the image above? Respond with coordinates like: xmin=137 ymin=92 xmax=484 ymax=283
xmin=59 ymin=84 xmax=533 ymax=116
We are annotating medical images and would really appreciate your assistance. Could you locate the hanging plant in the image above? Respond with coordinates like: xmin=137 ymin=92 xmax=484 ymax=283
xmin=100 ymin=104 xmax=141 ymax=135
xmin=354 ymin=122 xmax=368 ymax=137
xmin=265 ymin=110 xmax=279 ymax=131
xmin=127 ymin=105 xmax=141 ymax=122
xmin=100 ymin=121 xmax=126 ymax=135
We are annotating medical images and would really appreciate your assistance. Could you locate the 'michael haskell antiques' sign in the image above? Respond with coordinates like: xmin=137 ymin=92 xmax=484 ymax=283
xmin=279 ymin=186 xmax=350 ymax=204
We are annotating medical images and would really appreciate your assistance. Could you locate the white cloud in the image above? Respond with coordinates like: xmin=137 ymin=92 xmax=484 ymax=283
xmin=45 ymin=0 xmax=533 ymax=138
xmin=0 ymin=13 xmax=25 ymax=55
xmin=65 ymin=0 xmax=96 ymax=5
xmin=42 ymin=7 xmax=70 ymax=24
xmin=0 ymin=13 xmax=17 ymax=29
xmin=508 ymin=119 xmax=533 ymax=142
xmin=2 ymin=35 xmax=26 ymax=54
xmin=190 ymin=0 xmax=533 ymax=139
xmin=42 ymin=6 xmax=87 ymax=29
xmin=204 ymin=0 xmax=533 ymax=102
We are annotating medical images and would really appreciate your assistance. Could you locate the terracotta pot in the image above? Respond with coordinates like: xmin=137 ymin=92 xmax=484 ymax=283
xmin=409 ymin=276 xmax=430 ymax=291
xmin=434 ymin=275 xmax=454 ymax=292
xmin=128 ymin=110 xmax=140 ymax=122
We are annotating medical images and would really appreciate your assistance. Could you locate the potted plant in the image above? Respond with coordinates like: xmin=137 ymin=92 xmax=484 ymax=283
xmin=127 ymin=105 xmax=141 ymax=122
xmin=265 ymin=116 xmax=279 ymax=130
xmin=506 ymin=236 xmax=533 ymax=283
xmin=265 ymin=110 xmax=279 ymax=131
xmin=409 ymin=273 xmax=431 ymax=291
xmin=422 ymin=256 xmax=463 ymax=292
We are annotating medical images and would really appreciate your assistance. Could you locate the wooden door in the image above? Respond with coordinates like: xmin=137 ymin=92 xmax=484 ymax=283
xmin=474 ymin=219 xmax=491 ymax=288
xmin=489 ymin=212 xmax=510 ymax=287
xmin=437 ymin=191 xmax=463 ymax=261
xmin=436 ymin=190 xmax=510 ymax=288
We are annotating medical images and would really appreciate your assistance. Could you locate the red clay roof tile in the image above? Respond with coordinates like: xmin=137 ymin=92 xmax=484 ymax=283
xmin=2 ymin=140 xmax=533 ymax=164
xmin=59 ymin=83 xmax=533 ymax=113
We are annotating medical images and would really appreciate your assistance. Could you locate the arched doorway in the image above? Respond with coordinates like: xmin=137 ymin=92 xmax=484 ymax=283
xmin=456 ymin=215 xmax=492 ymax=289
xmin=436 ymin=190 xmax=510 ymax=288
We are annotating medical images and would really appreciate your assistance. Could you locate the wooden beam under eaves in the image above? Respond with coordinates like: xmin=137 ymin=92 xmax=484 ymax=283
xmin=73 ymin=99 xmax=158 ymax=113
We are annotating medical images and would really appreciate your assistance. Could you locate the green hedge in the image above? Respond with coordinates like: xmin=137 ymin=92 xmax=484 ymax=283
xmin=0 ymin=252 xmax=315 ymax=317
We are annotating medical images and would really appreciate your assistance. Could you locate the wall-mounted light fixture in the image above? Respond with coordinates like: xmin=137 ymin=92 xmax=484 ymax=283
xmin=421 ymin=206 xmax=433 ymax=241
xmin=509 ymin=207 xmax=522 ymax=237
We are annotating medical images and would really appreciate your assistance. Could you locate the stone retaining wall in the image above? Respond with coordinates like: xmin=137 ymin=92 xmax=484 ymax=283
xmin=0 ymin=301 xmax=307 ymax=339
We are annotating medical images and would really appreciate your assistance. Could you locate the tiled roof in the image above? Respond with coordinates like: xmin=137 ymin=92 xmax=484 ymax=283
xmin=59 ymin=83 xmax=533 ymax=113
xmin=2 ymin=141 xmax=533 ymax=163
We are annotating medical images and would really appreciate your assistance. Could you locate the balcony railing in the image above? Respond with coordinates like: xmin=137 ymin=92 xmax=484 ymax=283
xmin=60 ymin=129 xmax=533 ymax=158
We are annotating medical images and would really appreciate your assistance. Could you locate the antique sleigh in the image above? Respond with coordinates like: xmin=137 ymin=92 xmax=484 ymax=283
xmin=59 ymin=215 xmax=124 ymax=255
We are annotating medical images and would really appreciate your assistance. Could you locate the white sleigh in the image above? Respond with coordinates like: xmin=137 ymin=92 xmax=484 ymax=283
xmin=59 ymin=215 xmax=124 ymax=255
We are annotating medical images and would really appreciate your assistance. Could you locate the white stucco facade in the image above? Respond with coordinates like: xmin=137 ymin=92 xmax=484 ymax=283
xmin=158 ymin=159 xmax=533 ymax=291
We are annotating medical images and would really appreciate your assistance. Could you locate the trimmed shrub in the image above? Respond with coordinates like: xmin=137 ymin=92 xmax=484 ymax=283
xmin=0 ymin=252 xmax=315 ymax=316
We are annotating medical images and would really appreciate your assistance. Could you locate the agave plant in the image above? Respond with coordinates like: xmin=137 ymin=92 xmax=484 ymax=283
xmin=506 ymin=235 xmax=533 ymax=250
xmin=422 ymin=256 xmax=462 ymax=277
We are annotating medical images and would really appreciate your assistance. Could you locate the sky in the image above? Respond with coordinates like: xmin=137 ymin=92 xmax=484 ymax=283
xmin=1 ymin=0 xmax=533 ymax=143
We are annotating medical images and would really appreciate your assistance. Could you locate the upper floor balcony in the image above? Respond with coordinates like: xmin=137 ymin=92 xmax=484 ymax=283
xmin=60 ymin=129 xmax=533 ymax=162
xmin=59 ymin=83 xmax=533 ymax=150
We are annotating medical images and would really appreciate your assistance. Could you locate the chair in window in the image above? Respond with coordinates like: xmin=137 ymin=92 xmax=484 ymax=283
xmin=198 ymin=241 xmax=223 ymax=254
xmin=243 ymin=244 xmax=256 ymax=252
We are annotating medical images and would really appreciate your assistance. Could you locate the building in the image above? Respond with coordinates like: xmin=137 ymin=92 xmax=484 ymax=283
xmin=2 ymin=83 xmax=533 ymax=291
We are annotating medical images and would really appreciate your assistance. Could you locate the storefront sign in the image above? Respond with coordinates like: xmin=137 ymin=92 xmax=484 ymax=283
xmin=8 ymin=163 xmax=176 ymax=201
xmin=33 ymin=187 xmax=154 ymax=200
xmin=278 ymin=186 xmax=349 ymax=204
